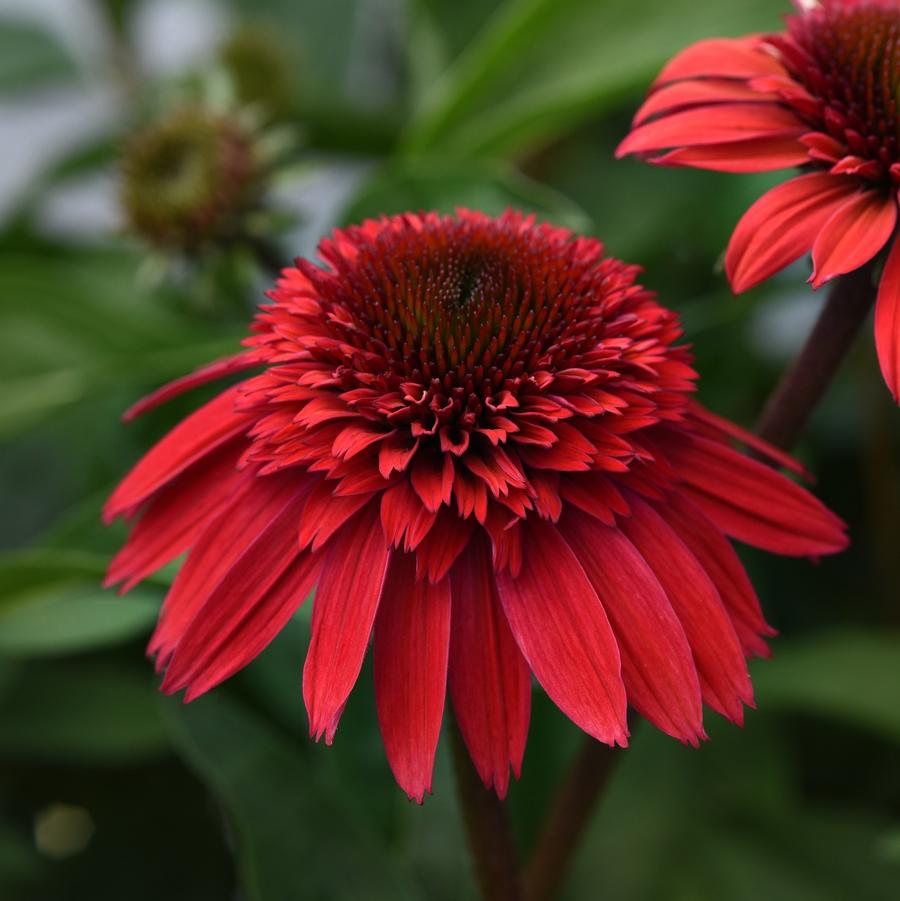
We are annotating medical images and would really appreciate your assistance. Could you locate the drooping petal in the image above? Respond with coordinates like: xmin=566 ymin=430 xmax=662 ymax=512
xmin=652 ymin=136 xmax=809 ymax=173
xmin=373 ymin=552 xmax=451 ymax=803
xmin=875 ymin=235 xmax=900 ymax=402
xmin=617 ymin=104 xmax=805 ymax=158
xmin=633 ymin=79 xmax=776 ymax=126
xmin=810 ymin=190 xmax=896 ymax=288
xmin=449 ymin=534 xmax=530 ymax=798
xmin=659 ymin=493 xmax=775 ymax=658
xmin=166 ymin=544 xmax=320 ymax=701
xmin=105 ymin=438 xmax=246 ymax=592
xmin=123 ymin=352 xmax=261 ymax=421
xmin=619 ymin=495 xmax=753 ymax=724
xmin=687 ymin=403 xmax=809 ymax=479
xmin=149 ymin=470 xmax=309 ymax=662
xmin=665 ymin=432 xmax=848 ymax=556
xmin=303 ymin=502 xmax=391 ymax=743
xmin=560 ymin=509 xmax=705 ymax=745
xmin=494 ymin=518 xmax=628 ymax=747
xmin=652 ymin=37 xmax=786 ymax=86
xmin=104 ymin=386 xmax=254 ymax=522
xmin=725 ymin=173 xmax=859 ymax=293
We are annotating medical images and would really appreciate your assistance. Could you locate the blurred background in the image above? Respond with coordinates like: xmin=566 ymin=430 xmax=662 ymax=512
xmin=0 ymin=0 xmax=898 ymax=898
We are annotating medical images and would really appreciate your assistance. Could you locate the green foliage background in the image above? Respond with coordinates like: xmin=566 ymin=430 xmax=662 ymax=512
xmin=1 ymin=0 xmax=899 ymax=898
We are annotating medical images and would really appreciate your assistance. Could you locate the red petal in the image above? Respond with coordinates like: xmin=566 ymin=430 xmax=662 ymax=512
xmin=687 ymin=403 xmax=809 ymax=479
xmin=810 ymin=190 xmax=896 ymax=288
xmin=161 ymin=485 xmax=318 ymax=697
xmin=449 ymin=535 xmax=530 ymax=798
xmin=633 ymin=79 xmax=776 ymax=126
xmin=561 ymin=509 xmax=704 ymax=745
xmin=652 ymin=136 xmax=809 ymax=173
xmin=653 ymin=37 xmax=786 ymax=86
xmin=148 ymin=471 xmax=308 ymax=662
xmin=875 ymin=236 xmax=900 ymax=402
xmin=494 ymin=519 xmax=628 ymax=746
xmin=104 ymin=386 xmax=253 ymax=522
xmin=373 ymin=553 xmax=451 ymax=803
xmin=617 ymin=104 xmax=805 ymax=157
xmin=303 ymin=503 xmax=390 ymax=743
xmin=414 ymin=508 xmax=473 ymax=583
xmin=105 ymin=438 xmax=246 ymax=592
xmin=660 ymin=493 xmax=775 ymax=659
xmin=619 ymin=496 xmax=752 ymax=724
xmin=666 ymin=433 xmax=848 ymax=557
xmin=298 ymin=479 xmax=373 ymax=551
xmin=725 ymin=173 xmax=859 ymax=293
xmin=123 ymin=352 xmax=260 ymax=421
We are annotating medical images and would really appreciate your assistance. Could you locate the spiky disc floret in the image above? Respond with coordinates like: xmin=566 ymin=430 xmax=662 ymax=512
xmin=237 ymin=211 xmax=696 ymax=577
xmin=778 ymin=0 xmax=900 ymax=186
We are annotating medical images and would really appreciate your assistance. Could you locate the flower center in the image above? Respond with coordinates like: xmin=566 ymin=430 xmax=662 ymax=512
xmin=783 ymin=1 xmax=900 ymax=176
xmin=245 ymin=212 xmax=693 ymax=496
xmin=316 ymin=219 xmax=612 ymax=383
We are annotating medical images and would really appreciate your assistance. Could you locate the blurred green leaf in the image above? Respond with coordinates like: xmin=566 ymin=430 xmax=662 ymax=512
xmin=752 ymin=630 xmax=900 ymax=743
xmin=402 ymin=0 xmax=785 ymax=157
xmin=0 ymin=20 xmax=77 ymax=93
xmin=0 ymin=547 xmax=160 ymax=656
xmin=341 ymin=158 xmax=591 ymax=231
xmin=564 ymin=717 xmax=900 ymax=901
xmin=0 ymin=251 xmax=242 ymax=438
xmin=163 ymin=692 xmax=420 ymax=901
xmin=0 ymin=585 xmax=158 ymax=658
xmin=0 ymin=660 xmax=168 ymax=762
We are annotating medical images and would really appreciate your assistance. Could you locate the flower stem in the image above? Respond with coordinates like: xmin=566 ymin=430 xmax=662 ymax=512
xmin=523 ymin=741 xmax=617 ymax=901
xmin=753 ymin=262 xmax=878 ymax=450
xmin=449 ymin=717 xmax=524 ymax=901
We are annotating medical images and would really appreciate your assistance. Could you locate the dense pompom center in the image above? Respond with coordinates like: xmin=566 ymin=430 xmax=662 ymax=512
xmin=240 ymin=212 xmax=695 ymax=535
xmin=782 ymin=1 xmax=900 ymax=181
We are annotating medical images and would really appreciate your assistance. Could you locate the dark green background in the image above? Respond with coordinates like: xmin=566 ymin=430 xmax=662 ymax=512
xmin=1 ymin=0 xmax=898 ymax=898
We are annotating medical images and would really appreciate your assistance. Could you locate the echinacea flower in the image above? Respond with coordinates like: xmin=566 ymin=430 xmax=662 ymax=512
xmin=617 ymin=0 xmax=900 ymax=401
xmin=104 ymin=210 xmax=846 ymax=802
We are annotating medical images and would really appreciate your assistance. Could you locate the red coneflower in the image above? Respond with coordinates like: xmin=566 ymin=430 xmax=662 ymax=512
xmin=104 ymin=210 xmax=846 ymax=802
xmin=617 ymin=0 xmax=900 ymax=401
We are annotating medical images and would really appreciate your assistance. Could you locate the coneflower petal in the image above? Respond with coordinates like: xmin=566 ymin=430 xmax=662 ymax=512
xmin=725 ymin=173 xmax=859 ymax=293
xmin=810 ymin=190 xmax=896 ymax=288
xmin=495 ymin=519 xmax=628 ymax=748
xmin=374 ymin=553 xmax=451 ymax=804
xmin=560 ymin=509 xmax=705 ymax=745
xmin=303 ymin=503 xmax=390 ymax=744
xmin=875 ymin=236 xmax=900 ymax=402
xmin=449 ymin=535 xmax=530 ymax=798
xmin=619 ymin=496 xmax=753 ymax=725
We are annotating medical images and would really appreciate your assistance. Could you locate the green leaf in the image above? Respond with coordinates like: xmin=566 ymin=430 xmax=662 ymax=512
xmin=751 ymin=630 xmax=900 ymax=743
xmin=0 ymin=20 xmax=77 ymax=93
xmin=0 ymin=548 xmax=161 ymax=657
xmin=402 ymin=0 xmax=786 ymax=157
xmin=0 ymin=660 xmax=169 ymax=762
xmin=0 ymin=585 xmax=159 ymax=658
xmin=162 ymin=692 xmax=420 ymax=901
xmin=341 ymin=158 xmax=591 ymax=231
xmin=0 ymin=251 xmax=242 ymax=439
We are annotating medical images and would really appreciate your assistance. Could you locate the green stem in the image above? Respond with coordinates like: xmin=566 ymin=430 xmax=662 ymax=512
xmin=523 ymin=741 xmax=618 ymax=901
xmin=753 ymin=262 xmax=878 ymax=450
xmin=449 ymin=717 xmax=524 ymax=901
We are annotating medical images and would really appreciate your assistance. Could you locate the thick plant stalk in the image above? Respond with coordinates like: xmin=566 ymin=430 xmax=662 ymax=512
xmin=524 ymin=741 xmax=617 ymax=901
xmin=520 ymin=265 xmax=879 ymax=901
xmin=754 ymin=262 xmax=877 ymax=450
xmin=449 ymin=717 xmax=524 ymax=901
